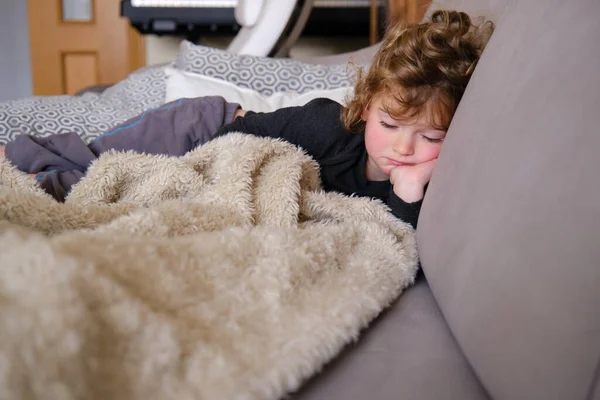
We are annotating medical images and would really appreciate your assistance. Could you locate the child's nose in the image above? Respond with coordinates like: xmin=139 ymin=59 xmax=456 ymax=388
xmin=394 ymin=133 xmax=414 ymax=156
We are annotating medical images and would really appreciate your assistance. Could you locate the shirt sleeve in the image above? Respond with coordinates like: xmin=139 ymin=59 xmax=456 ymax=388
xmin=215 ymin=98 xmax=345 ymax=162
xmin=216 ymin=106 xmax=301 ymax=141
xmin=386 ymin=188 xmax=423 ymax=229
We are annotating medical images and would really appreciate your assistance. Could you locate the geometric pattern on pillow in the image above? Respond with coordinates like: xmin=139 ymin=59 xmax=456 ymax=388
xmin=0 ymin=66 xmax=167 ymax=145
xmin=174 ymin=41 xmax=359 ymax=96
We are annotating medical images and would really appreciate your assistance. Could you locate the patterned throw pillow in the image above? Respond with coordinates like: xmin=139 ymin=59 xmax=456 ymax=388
xmin=0 ymin=66 xmax=166 ymax=145
xmin=174 ymin=41 xmax=361 ymax=96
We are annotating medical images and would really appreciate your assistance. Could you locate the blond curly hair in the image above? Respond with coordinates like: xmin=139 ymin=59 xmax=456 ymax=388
xmin=342 ymin=10 xmax=494 ymax=132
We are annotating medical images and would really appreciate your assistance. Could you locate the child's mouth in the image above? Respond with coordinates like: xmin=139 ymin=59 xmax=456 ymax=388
xmin=389 ymin=159 xmax=414 ymax=167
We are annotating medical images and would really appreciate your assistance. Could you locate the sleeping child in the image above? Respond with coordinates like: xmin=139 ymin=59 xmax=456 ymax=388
xmin=0 ymin=10 xmax=494 ymax=229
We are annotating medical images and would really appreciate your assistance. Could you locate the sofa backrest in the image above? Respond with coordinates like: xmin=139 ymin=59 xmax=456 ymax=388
xmin=418 ymin=0 xmax=600 ymax=399
xmin=426 ymin=0 xmax=509 ymax=21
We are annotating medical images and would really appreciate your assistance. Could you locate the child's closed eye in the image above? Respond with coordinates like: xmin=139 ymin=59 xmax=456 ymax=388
xmin=422 ymin=136 xmax=444 ymax=143
xmin=379 ymin=120 xmax=396 ymax=129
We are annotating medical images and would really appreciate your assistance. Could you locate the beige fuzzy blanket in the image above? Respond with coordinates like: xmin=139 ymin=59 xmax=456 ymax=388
xmin=0 ymin=133 xmax=418 ymax=400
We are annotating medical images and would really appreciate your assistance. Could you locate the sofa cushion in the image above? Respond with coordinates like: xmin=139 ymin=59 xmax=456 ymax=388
xmin=418 ymin=1 xmax=600 ymax=399
xmin=427 ymin=0 xmax=509 ymax=21
xmin=291 ymin=278 xmax=488 ymax=400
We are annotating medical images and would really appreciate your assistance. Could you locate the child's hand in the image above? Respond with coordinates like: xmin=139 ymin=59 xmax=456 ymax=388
xmin=389 ymin=158 xmax=437 ymax=203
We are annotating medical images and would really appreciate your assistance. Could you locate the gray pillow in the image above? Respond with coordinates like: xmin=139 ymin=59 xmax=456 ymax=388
xmin=174 ymin=41 xmax=360 ymax=96
xmin=0 ymin=66 xmax=166 ymax=145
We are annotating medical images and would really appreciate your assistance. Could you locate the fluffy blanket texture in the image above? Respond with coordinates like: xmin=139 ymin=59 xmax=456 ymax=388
xmin=0 ymin=133 xmax=418 ymax=400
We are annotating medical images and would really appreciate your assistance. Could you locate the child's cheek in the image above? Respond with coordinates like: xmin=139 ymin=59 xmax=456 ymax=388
xmin=417 ymin=143 xmax=443 ymax=163
xmin=365 ymin=130 xmax=388 ymax=155
xmin=373 ymin=131 xmax=394 ymax=152
xmin=373 ymin=136 xmax=389 ymax=153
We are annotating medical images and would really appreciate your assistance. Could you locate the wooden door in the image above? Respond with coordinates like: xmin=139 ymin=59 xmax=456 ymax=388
xmin=27 ymin=0 xmax=145 ymax=96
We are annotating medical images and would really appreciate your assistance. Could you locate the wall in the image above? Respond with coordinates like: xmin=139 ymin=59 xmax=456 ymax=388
xmin=0 ymin=0 xmax=33 ymax=102
xmin=145 ymin=35 xmax=369 ymax=66
xmin=146 ymin=35 xmax=182 ymax=66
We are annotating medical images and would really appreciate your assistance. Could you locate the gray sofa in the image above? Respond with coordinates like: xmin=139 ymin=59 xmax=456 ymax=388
xmin=292 ymin=0 xmax=600 ymax=399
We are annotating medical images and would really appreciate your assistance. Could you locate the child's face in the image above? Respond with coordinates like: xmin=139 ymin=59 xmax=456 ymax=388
xmin=361 ymin=95 xmax=447 ymax=181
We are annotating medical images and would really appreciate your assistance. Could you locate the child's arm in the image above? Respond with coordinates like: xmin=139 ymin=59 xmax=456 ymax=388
xmin=234 ymin=109 xmax=247 ymax=119
xmin=387 ymin=192 xmax=422 ymax=229
xmin=215 ymin=98 xmax=346 ymax=162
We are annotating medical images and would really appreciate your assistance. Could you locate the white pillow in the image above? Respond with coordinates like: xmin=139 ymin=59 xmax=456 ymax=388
xmin=164 ymin=67 xmax=354 ymax=113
